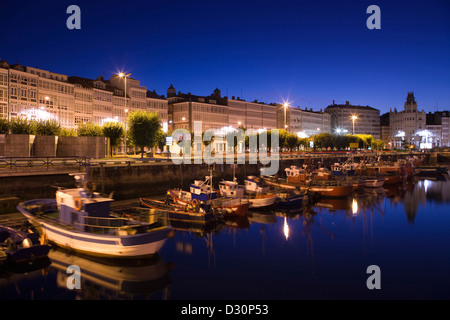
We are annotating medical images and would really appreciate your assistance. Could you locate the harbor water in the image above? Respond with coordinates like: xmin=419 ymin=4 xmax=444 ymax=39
xmin=1 ymin=174 xmax=449 ymax=300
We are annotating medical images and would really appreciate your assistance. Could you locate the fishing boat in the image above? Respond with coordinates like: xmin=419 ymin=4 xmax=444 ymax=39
xmin=16 ymin=173 xmax=172 ymax=259
xmin=364 ymin=177 xmax=386 ymax=188
xmin=168 ymin=168 xmax=249 ymax=216
xmin=0 ymin=222 xmax=51 ymax=263
xmin=260 ymin=175 xmax=299 ymax=191
xmin=167 ymin=189 xmax=249 ymax=216
xmin=218 ymin=180 xmax=277 ymax=209
xmin=138 ymin=198 xmax=219 ymax=224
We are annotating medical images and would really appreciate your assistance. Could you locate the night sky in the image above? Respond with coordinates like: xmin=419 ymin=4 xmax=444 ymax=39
xmin=1 ymin=0 xmax=449 ymax=114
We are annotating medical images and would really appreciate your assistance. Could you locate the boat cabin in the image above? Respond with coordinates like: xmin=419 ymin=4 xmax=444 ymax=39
xmin=285 ymin=166 xmax=309 ymax=183
xmin=56 ymin=187 xmax=113 ymax=230
xmin=189 ymin=179 xmax=218 ymax=201
xmin=244 ymin=176 xmax=270 ymax=194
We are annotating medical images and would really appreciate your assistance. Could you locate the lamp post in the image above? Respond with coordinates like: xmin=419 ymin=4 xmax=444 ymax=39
xmin=351 ymin=115 xmax=357 ymax=135
xmin=283 ymin=102 xmax=288 ymax=131
xmin=118 ymin=72 xmax=131 ymax=155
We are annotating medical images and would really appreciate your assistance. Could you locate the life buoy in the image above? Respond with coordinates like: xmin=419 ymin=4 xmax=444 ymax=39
xmin=74 ymin=198 xmax=82 ymax=211
xmin=192 ymin=199 xmax=199 ymax=206
xmin=342 ymin=168 xmax=348 ymax=174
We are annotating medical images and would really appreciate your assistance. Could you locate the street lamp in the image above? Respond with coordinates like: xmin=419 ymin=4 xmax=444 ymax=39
xmin=283 ymin=102 xmax=289 ymax=131
xmin=118 ymin=72 xmax=131 ymax=155
xmin=351 ymin=115 xmax=357 ymax=135
xmin=124 ymin=108 xmax=128 ymax=155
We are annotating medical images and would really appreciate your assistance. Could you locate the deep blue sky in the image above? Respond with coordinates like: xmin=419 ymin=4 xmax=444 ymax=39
xmin=1 ymin=0 xmax=449 ymax=114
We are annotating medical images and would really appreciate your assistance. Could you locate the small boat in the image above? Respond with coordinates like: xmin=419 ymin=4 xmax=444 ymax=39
xmin=364 ymin=177 xmax=386 ymax=188
xmin=139 ymin=198 xmax=219 ymax=224
xmin=306 ymin=181 xmax=353 ymax=198
xmin=168 ymin=171 xmax=249 ymax=216
xmin=16 ymin=171 xmax=172 ymax=259
xmin=0 ymin=222 xmax=51 ymax=264
xmin=416 ymin=165 xmax=449 ymax=175
xmin=260 ymin=175 xmax=299 ymax=191
xmin=276 ymin=192 xmax=304 ymax=209
xmin=167 ymin=189 xmax=249 ymax=216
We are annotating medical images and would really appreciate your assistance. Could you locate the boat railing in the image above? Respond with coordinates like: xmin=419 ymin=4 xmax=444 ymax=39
xmin=79 ymin=209 xmax=169 ymax=235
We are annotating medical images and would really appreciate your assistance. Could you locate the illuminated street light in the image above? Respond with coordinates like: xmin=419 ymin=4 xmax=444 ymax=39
xmin=283 ymin=102 xmax=289 ymax=131
xmin=351 ymin=115 xmax=357 ymax=135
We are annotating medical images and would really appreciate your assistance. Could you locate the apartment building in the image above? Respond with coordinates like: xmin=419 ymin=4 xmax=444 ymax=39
xmin=324 ymin=100 xmax=380 ymax=139
xmin=278 ymin=104 xmax=331 ymax=137
xmin=227 ymin=97 xmax=277 ymax=130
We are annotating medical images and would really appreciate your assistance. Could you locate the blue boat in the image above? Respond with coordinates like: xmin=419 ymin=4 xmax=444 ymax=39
xmin=276 ymin=192 xmax=305 ymax=209
xmin=0 ymin=222 xmax=51 ymax=264
xmin=16 ymin=171 xmax=172 ymax=259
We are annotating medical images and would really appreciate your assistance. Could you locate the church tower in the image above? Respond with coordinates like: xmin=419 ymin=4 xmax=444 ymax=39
xmin=404 ymin=91 xmax=417 ymax=112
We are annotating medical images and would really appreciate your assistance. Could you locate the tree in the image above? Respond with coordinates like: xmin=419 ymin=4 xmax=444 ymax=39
xmin=286 ymin=133 xmax=300 ymax=151
xmin=77 ymin=122 xmax=103 ymax=136
xmin=313 ymin=133 xmax=334 ymax=150
xmin=102 ymin=122 xmax=124 ymax=156
xmin=0 ymin=118 xmax=8 ymax=134
xmin=35 ymin=119 xmax=60 ymax=136
xmin=127 ymin=110 xmax=161 ymax=158
xmin=9 ymin=117 xmax=35 ymax=134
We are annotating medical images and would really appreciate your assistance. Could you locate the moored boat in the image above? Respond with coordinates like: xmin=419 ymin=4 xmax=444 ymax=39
xmin=16 ymin=173 xmax=172 ymax=259
xmin=307 ymin=182 xmax=354 ymax=198
xmin=276 ymin=192 xmax=305 ymax=209
xmin=415 ymin=165 xmax=449 ymax=175
xmin=0 ymin=222 xmax=51 ymax=264
xmin=139 ymin=197 xmax=219 ymax=224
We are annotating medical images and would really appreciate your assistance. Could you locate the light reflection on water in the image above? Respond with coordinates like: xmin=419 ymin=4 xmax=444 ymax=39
xmin=1 ymin=174 xmax=450 ymax=300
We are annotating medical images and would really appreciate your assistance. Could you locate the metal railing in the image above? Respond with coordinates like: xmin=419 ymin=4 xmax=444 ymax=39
xmin=0 ymin=157 xmax=86 ymax=170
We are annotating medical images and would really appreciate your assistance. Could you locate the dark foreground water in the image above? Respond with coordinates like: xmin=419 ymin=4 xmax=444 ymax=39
xmin=1 ymin=174 xmax=450 ymax=300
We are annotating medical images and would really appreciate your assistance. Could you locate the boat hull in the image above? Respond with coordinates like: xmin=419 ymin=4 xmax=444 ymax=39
xmin=308 ymin=185 xmax=353 ymax=197
xmin=248 ymin=195 xmax=277 ymax=209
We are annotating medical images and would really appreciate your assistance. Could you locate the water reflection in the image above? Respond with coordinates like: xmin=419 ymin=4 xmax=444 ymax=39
xmin=48 ymin=248 xmax=172 ymax=300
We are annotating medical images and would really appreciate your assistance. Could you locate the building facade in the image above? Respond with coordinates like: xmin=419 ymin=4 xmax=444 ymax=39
xmin=227 ymin=97 xmax=277 ymax=130
xmin=277 ymin=104 xmax=331 ymax=137
xmin=389 ymin=92 xmax=426 ymax=148
xmin=324 ymin=100 xmax=380 ymax=139
xmin=0 ymin=59 xmax=168 ymax=131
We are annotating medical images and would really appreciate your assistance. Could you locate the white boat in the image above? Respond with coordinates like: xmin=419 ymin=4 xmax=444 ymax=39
xmin=364 ymin=177 xmax=386 ymax=188
xmin=16 ymin=173 xmax=172 ymax=259
xmin=218 ymin=180 xmax=276 ymax=209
